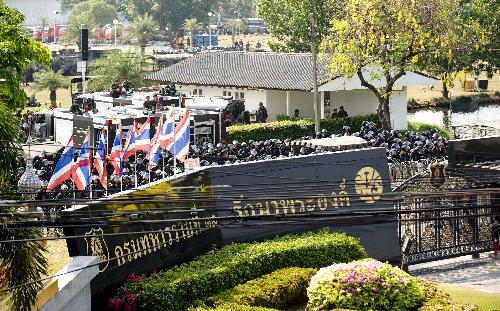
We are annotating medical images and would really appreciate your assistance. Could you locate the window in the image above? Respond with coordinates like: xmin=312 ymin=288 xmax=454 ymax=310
xmin=240 ymin=92 xmax=245 ymax=99
xmin=235 ymin=92 xmax=239 ymax=99
xmin=223 ymin=91 xmax=226 ymax=96
xmin=193 ymin=89 xmax=202 ymax=96
xmin=198 ymin=89 xmax=202 ymax=96
xmin=193 ymin=89 xmax=198 ymax=95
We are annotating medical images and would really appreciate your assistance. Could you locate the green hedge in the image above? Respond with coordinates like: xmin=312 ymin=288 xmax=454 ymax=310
xmin=115 ymin=230 xmax=366 ymax=311
xmin=227 ymin=115 xmax=380 ymax=142
xmin=407 ymin=121 xmax=451 ymax=139
xmin=203 ymin=267 xmax=316 ymax=310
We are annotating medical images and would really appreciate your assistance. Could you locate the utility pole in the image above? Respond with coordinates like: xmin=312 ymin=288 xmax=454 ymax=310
xmin=310 ymin=14 xmax=320 ymax=134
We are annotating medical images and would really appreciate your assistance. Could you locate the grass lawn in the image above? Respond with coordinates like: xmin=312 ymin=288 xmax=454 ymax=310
xmin=22 ymin=85 xmax=72 ymax=112
xmin=438 ymin=284 xmax=500 ymax=310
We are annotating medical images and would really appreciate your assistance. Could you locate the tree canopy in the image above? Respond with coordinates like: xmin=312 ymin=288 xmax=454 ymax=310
xmin=87 ymin=50 xmax=148 ymax=91
xmin=33 ymin=70 xmax=70 ymax=105
xmin=257 ymin=0 xmax=341 ymax=52
xmin=320 ymin=0 xmax=486 ymax=129
xmin=0 ymin=2 xmax=51 ymax=110
xmin=63 ymin=0 xmax=118 ymax=42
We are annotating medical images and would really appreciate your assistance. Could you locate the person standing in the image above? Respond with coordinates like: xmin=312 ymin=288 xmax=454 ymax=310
xmin=331 ymin=108 xmax=338 ymax=118
xmin=338 ymin=106 xmax=348 ymax=117
xmin=294 ymin=109 xmax=300 ymax=118
xmin=256 ymin=102 xmax=268 ymax=123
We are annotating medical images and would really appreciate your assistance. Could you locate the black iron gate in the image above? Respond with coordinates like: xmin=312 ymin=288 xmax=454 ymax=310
xmin=395 ymin=167 xmax=497 ymax=266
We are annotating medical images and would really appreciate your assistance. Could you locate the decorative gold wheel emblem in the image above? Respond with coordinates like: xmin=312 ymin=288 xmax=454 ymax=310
xmin=85 ymin=228 xmax=110 ymax=272
xmin=354 ymin=167 xmax=383 ymax=203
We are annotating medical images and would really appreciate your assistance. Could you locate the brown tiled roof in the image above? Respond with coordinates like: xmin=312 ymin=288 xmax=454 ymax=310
xmin=145 ymin=51 xmax=329 ymax=91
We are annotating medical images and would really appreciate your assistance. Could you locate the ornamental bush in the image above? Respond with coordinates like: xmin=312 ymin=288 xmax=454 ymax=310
xmin=114 ymin=230 xmax=366 ymax=311
xmin=204 ymin=267 xmax=317 ymax=310
xmin=307 ymin=259 xmax=424 ymax=311
xmin=227 ymin=114 xmax=380 ymax=142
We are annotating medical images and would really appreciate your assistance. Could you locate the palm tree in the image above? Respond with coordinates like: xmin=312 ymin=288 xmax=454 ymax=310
xmin=183 ymin=18 xmax=199 ymax=48
xmin=39 ymin=16 xmax=48 ymax=42
xmin=225 ymin=19 xmax=243 ymax=46
xmin=33 ymin=70 xmax=70 ymax=107
xmin=132 ymin=13 xmax=159 ymax=54
xmin=0 ymin=102 xmax=49 ymax=311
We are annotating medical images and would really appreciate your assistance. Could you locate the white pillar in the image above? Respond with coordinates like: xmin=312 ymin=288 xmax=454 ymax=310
xmin=286 ymin=91 xmax=291 ymax=116
xmin=320 ymin=91 xmax=325 ymax=119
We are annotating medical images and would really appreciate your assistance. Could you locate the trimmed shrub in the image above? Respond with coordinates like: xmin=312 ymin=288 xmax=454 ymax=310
xmin=227 ymin=114 xmax=380 ymax=142
xmin=307 ymin=259 xmax=423 ymax=311
xmin=205 ymin=267 xmax=317 ymax=309
xmin=114 ymin=230 xmax=366 ymax=311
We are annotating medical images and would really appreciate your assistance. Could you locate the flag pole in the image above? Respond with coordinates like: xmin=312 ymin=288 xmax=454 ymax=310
xmin=173 ymin=109 xmax=177 ymax=177
xmin=118 ymin=124 xmax=123 ymax=193
xmin=161 ymin=112 xmax=166 ymax=179
xmin=105 ymin=127 xmax=109 ymax=197
xmin=134 ymin=120 xmax=138 ymax=188
xmin=88 ymin=127 xmax=93 ymax=200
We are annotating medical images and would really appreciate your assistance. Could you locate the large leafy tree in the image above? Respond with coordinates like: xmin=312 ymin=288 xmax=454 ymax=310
xmin=33 ymin=70 xmax=70 ymax=106
xmin=60 ymin=0 xmax=127 ymax=15
xmin=88 ymin=50 xmax=148 ymax=91
xmin=257 ymin=0 xmax=341 ymax=52
xmin=320 ymin=0 xmax=485 ymax=130
xmin=62 ymin=0 xmax=119 ymax=43
xmin=131 ymin=13 xmax=159 ymax=54
xmin=0 ymin=1 xmax=52 ymax=310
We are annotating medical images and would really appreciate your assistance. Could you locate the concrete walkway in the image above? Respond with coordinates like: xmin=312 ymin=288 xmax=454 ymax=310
xmin=409 ymin=252 xmax=500 ymax=294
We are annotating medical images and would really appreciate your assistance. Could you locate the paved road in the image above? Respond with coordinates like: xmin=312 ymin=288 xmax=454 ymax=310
xmin=409 ymin=252 xmax=500 ymax=294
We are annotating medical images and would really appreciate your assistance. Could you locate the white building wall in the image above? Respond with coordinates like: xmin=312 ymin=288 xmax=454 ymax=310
xmin=265 ymin=90 xmax=287 ymax=121
xmin=328 ymin=88 xmax=408 ymax=130
xmin=288 ymin=91 xmax=315 ymax=118
xmin=179 ymin=85 xmax=266 ymax=113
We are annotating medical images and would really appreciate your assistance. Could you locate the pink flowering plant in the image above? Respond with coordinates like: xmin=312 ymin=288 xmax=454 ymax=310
xmin=307 ymin=259 xmax=423 ymax=310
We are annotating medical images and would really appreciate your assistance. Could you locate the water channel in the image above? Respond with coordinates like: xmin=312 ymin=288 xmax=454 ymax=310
xmin=408 ymin=103 xmax=500 ymax=133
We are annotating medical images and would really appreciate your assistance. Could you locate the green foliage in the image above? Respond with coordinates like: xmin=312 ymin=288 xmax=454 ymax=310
xmin=63 ymin=0 xmax=118 ymax=42
xmin=418 ymin=280 xmax=481 ymax=311
xmin=227 ymin=115 xmax=380 ymax=142
xmin=33 ymin=70 xmax=70 ymax=105
xmin=0 ymin=1 xmax=51 ymax=110
xmin=115 ymin=230 xmax=366 ymax=311
xmin=0 ymin=226 xmax=49 ymax=311
xmin=87 ymin=51 xmax=148 ymax=92
xmin=203 ymin=267 xmax=316 ymax=310
xmin=320 ymin=0 xmax=485 ymax=129
xmin=257 ymin=0 xmax=341 ymax=52
xmin=132 ymin=13 xmax=159 ymax=52
xmin=407 ymin=121 xmax=451 ymax=139
xmin=0 ymin=102 xmax=21 ymax=184
xmin=307 ymin=259 xmax=424 ymax=311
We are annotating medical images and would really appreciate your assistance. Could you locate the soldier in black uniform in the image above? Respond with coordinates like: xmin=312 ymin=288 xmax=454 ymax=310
xmin=110 ymin=80 xmax=121 ymax=98
xmin=256 ymin=102 xmax=268 ymax=123
xmin=123 ymin=78 xmax=134 ymax=93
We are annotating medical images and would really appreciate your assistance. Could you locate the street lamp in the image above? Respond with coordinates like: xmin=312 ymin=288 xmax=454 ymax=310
xmin=113 ymin=19 xmax=119 ymax=46
xmin=208 ymin=12 xmax=213 ymax=49
xmin=52 ymin=11 xmax=59 ymax=43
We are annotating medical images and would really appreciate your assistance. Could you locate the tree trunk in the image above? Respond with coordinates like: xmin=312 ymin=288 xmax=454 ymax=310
xmin=377 ymin=97 xmax=391 ymax=130
xmin=50 ymin=90 xmax=57 ymax=106
xmin=191 ymin=33 xmax=194 ymax=48
xmin=41 ymin=20 xmax=46 ymax=43
xmin=442 ymin=83 xmax=450 ymax=99
xmin=140 ymin=45 xmax=146 ymax=54
xmin=232 ymin=30 xmax=235 ymax=46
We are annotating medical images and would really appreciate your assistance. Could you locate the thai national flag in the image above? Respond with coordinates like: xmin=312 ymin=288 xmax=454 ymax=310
xmin=122 ymin=121 xmax=136 ymax=160
xmin=109 ymin=125 xmax=122 ymax=176
xmin=93 ymin=129 xmax=107 ymax=189
xmin=172 ymin=110 xmax=191 ymax=163
xmin=160 ymin=111 xmax=175 ymax=151
xmin=148 ymin=116 xmax=163 ymax=168
xmin=135 ymin=118 xmax=151 ymax=152
xmin=72 ymin=132 xmax=91 ymax=191
xmin=47 ymin=136 xmax=75 ymax=192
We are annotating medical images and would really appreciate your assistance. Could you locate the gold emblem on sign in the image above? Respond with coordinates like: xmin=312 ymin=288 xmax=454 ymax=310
xmin=354 ymin=167 xmax=383 ymax=203
xmin=84 ymin=228 xmax=110 ymax=272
